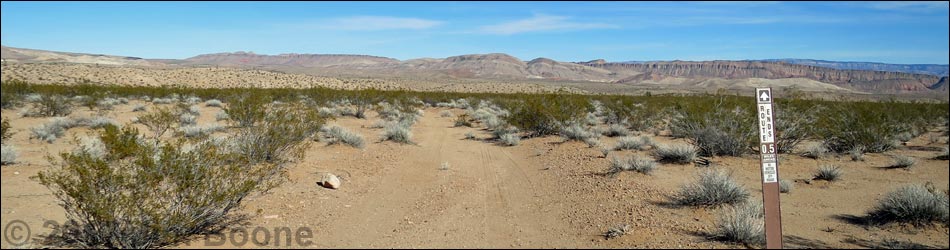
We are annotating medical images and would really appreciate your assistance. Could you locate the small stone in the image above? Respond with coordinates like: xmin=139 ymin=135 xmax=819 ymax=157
xmin=317 ymin=173 xmax=342 ymax=189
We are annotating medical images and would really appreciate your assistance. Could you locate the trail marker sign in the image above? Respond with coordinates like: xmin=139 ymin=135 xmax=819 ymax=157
xmin=755 ymin=88 xmax=783 ymax=249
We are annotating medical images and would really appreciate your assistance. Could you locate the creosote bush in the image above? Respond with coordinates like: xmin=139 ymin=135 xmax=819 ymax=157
xmin=34 ymin=125 xmax=285 ymax=249
xmin=224 ymin=94 xmax=270 ymax=128
xmin=137 ymin=107 xmax=178 ymax=138
xmin=672 ymin=169 xmax=749 ymax=207
xmin=231 ymin=104 xmax=323 ymax=164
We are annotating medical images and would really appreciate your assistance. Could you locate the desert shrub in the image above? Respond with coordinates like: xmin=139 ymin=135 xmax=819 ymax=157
xmin=866 ymin=185 xmax=949 ymax=226
xmin=205 ymin=99 xmax=223 ymax=107
xmin=653 ymin=143 xmax=698 ymax=164
xmin=801 ymin=143 xmax=828 ymax=159
xmin=583 ymin=137 xmax=602 ymax=148
xmin=1 ymin=145 xmax=16 ymax=165
xmin=602 ymin=124 xmax=630 ymax=137
xmin=30 ymin=117 xmax=78 ymax=143
xmin=30 ymin=94 xmax=73 ymax=117
xmin=34 ymin=125 xmax=284 ymax=249
xmin=672 ymin=169 xmax=750 ymax=207
xmin=614 ymin=136 xmax=648 ymax=151
xmin=1 ymin=118 xmax=12 ymax=142
xmin=224 ymin=94 xmax=270 ymax=128
xmin=73 ymin=136 xmax=107 ymax=160
xmin=440 ymin=110 xmax=454 ymax=118
xmin=849 ymin=145 xmax=867 ymax=162
xmin=504 ymin=94 xmax=590 ymax=138
xmin=773 ymin=105 xmax=820 ymax=154
xmin=712 ymin=201 xmax=765 ymax=246
xmin=317 ymin=107 xmax=339 ymax=118
xmin=454 ymin=114 xmax=473 ymax=127
xmin=231 ymin=104 xmax=323 ymax=164
xmin=85 ymin=116 xmax=118 ymax=129
xmin=465 ymin=132 xmax=476 ymax=140
xmin=603 ymin=224 xmax=630 ymax=240
xmin=779 ymin=180 xmax=794 ymax=194
xmin=670 ymin=103 xmax=756 ymax=157
xmin=137 ymin=107 xmax=178 ymax=138
xmin=151 ymin=98 xmax=174 ymax=104
xmin=184 ymin=96 xmax=203 ymax=104
xmin=132 ymin=104 xmax=147 ymax=112
xmin=607 ymin=155 xmax=657 ymax=176
xmin=499 ymin=133 xmax=520 ymax=146
xmin=179 ymin=113 xmax=197 ymax=126
xmin=319 ymin=125 xmax=365 ymax=149
xmin=937 ymin=148 xmax=949 ymax=161
xmin=561 ymin=123 xmax=600 ymax=142
xmin=382 ymin=123 xmax=413 ymax=144
xmin=215 ymin=111 xmax=230 ymax=122
xmin=889 ymin=156 xmax=916 ymax=169
xmin=179 ymin=124 xmax=225 ymax=138
xmin=818 ymin=104 xmax=910 ymax=154
xmin=814 ymin=165 xmax=842 ymax=181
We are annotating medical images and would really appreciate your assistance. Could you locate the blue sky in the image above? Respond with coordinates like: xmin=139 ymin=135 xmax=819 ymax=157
xmin=2 ymin=1 xmax=948 ymax=64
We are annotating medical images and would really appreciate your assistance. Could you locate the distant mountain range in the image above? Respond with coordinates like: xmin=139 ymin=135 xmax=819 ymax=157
xmin=2 ymin=45 xmax=947 ymax=96
xmin=619 ymin=59 xmax=948 ymax=77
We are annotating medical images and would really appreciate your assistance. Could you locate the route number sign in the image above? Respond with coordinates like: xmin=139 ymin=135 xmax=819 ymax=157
xmin=755 ymin=88 xmax=783 ymax=249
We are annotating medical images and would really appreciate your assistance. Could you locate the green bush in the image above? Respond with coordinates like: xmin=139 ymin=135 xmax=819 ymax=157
xmin=670 ymin=103 xmax=756 ymax=157
xmin=34 ymin=125 xmax=284 ymax=249
xmin=30 ymin=94 xmax=73 ymax=117
xmin=1 ymin=118 xmax=11 ymax=142
xmin=136 ymin=107 xmax=178 ymax=138
xmin=224 ymin=94 xmax=270 ymax=128
xmin=231 ymin=104 xmax=323 ymax=164
xmin=504 ymin=94 xmax=590 ymax=138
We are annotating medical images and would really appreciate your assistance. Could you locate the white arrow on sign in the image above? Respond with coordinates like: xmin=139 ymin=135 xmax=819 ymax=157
xmin=759 ymin=91 xmax=771 ymax=102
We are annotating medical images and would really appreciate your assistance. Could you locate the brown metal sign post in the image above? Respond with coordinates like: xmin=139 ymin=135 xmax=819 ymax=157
xmin=755 ymin=88 xmax=783 ymax=249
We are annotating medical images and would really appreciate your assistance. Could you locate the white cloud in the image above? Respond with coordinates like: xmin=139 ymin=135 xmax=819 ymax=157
xmin=869 ymin=1 xmax=949 ymax=12
xmin=321 ymin=16 xmax=443 ymax=31
xmin=477 ymin=14 xmax=619 ymax=35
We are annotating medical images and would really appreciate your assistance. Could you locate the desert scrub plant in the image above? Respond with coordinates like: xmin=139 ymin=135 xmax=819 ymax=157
xmin=30 ymin=117 xmax=79 ymax=143
xmin=454 ymin=114 xmax=473 ymax=127
xmin=27 ymin=94 xmax=73 ymax=117
xmin=465 ymin=132 xmax=476 ymax=140
xmin=801 ymin=143 xmax=829 ymax=159
xmin=773 ymin=105 xmax=820 ymax=154
xmin=382 ymin=123 xmax=413 ymax=144
xmin=499 ymin=133 xmax=520 ymax=146
xmin=132 ymin=104 xmax=146 ymax=112
xmin=602 ymin=124 xmax=630 ymax=137
xmin=607 ymin=155 xmax=657 ymax=176
xmin=34 ymin=125 xmax=285 ymax=249
xmin=653 ymin=143 xmax=698 ymax=164
xmin=1 ymin=145 xmax=16 ymax=165
xmin=670 ymin=102 xmax=756 ymax=157
xmin=205 ymin=99 xmax=223 ymax=107
xmin=603 ymin=224 xmax=630 ymax=240
xmin=86 ymin=116 xmax=119 ymax=129
xmin=504 ymin=94 xmax=590 ymax=138
xmin=779 ymin=180 xmax=794 ymax=194
xmin=818 ymin=103 xmax=910 ymax=154
xmin=231 ymin=104 xmax=323 ymax=164
xmin=178 ymin=124 xmax=225 ymax=139
xmin=319 ymin=125 xmax=366 ymax=149
xmin=672 ymin=169 xmax=750 ymax=207
xmin=179 ymin=113 xmax=197 ymax=126
xmin=712 ymin=201 xmax=765 ymax=246
xmin=560 ymin=123 xmax=600 ymax=142
xmin=866 ymin=184 xmax=949 ymax=226
xmin=215 ymin=111 xmax=230 ymax=122
xmin=849 ymin=146 xmax=867 ymax=162
xmin=888 ymin=155 xmax=917 ymax=169
xmin=440 ymin=110 xmax=454 ymax=118
xmin=137 ymin=107 xmax=177 ymax=138
xmin=938 ymin=148 xmax=949 ymax=161
xmin=614 ymin=136 xmax=648 ymax=151
xmin=1 ymin=118 xmax=12 ymax=142
xmin=224 ymin=94 xmax=270 ymax=128
xmin=814 ymin=165 xmax=842 ymax=182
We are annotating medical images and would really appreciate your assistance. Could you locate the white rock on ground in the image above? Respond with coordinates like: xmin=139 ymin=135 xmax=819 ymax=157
xmin=318 ymin=173 xmax=341 ymax=189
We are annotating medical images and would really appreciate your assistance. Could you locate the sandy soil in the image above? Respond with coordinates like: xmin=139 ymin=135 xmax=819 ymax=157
xmin=1 ymin=103 xmax=948 ymax=249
